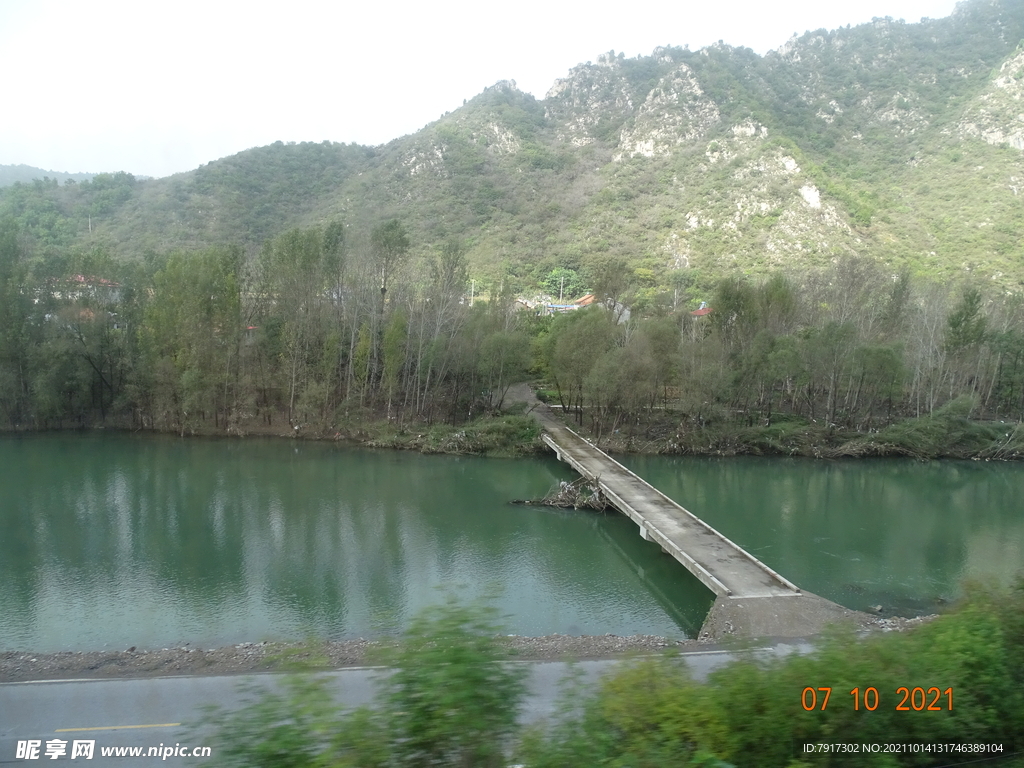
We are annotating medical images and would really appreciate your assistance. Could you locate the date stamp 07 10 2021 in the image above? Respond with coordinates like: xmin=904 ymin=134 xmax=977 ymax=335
xmin=799 ymin=686 xmax=1005 ymax=757
xmin=801 ymin=686 xmax=954 ymax=712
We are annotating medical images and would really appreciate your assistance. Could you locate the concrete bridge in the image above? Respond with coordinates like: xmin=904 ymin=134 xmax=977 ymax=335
xmin=528 ymin=399 xmax=865 ymax=639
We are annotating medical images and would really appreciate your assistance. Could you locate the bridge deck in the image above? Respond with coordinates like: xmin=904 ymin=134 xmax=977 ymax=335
xmin=538 ymin=417 xmax=800 ymax=600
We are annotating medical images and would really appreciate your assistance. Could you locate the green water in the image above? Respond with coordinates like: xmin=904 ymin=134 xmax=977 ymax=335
xmin=2 ymin=436 xmax=1021 ymax=652
xmin=0 ymin=434 xmax=710 ymax=652
xmin=621 ymin=454 xmax=1024 ymax=615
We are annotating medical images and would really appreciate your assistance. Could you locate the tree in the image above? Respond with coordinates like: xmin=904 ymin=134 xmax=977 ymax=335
xmin=584 ymin=340 xmax=658 ymax=439
xmin=141 ymin=247 xmax=241 ymax=432
xmin=0 ymin=217 xmax=31 ymax=425
xmin=756 ymin=273 xmax=799 ymax=336
xmin=945 ymin=288 xmax=987 ymax=354
xmin=800 ymin=320 xmax=855 ymax=424
xmin=410 ymin=240 xmax=470 ymax=416
xmin=543 ymin=308 xmax=618 ymax=423
xmin=370 ymin=219 xmax=410 ymax=305
xmin=712 ymin=277 xmax=760 ymax=351
xmin=479 ymin=329 xmax=531 ymax=410
xmin=542 ymin=267 xmax=585 ymax=302
xmin=257 ymin=225 xmax=345 ymax=422
xmin=944 ymin=287 xmax=990 ymax=406
xmin=877 ymin=270 xmax=911 ymax=341
xmin=584 ymin=254 xmax=633 ymax=318
xmin=850 ymin=344 xmax=904 ymax=425
xmin=382 ymin=310 xmax=408 ymax=417
xmin=988 ymin=328 xmax=1024 ymax=420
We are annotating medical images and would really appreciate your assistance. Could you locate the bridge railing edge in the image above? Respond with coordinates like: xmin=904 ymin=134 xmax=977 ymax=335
xmin=598 ymin=482 xmax=733 ymax=597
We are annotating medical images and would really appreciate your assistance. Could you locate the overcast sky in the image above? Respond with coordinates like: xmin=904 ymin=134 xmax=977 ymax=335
xmin=0 ymin=0 xmax=959 ymax=179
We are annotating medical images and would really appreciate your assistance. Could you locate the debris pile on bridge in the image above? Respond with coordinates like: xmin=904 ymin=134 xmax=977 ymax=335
xmin=511 ymin=477 xmax=611 ymax=511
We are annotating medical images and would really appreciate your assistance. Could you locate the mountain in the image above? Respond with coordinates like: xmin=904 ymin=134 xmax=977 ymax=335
xmin=3 ymin=0 xmax=1024 ymax=294
xmin=0 ymin=164 xmax=98 ymax=187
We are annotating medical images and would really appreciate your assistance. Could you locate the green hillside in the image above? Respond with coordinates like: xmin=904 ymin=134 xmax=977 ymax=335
xmin=5 ymin=0 xmax=1024 ymax=450
xmin=3 ymin=0 xmax=1024 ymax=296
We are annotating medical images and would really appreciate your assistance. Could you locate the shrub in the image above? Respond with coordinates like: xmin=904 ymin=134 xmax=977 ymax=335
xmin=201 ymin=601 xmax=528 ymax=768
xmin=518 ymin=580 xmax=1024 ymax=767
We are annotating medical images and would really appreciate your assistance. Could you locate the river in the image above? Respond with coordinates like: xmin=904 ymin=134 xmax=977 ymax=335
xmin=1 ymin=434 xmax=1021 ymax=652
xmin=622 ymin=454 xmax=1024 ymax=616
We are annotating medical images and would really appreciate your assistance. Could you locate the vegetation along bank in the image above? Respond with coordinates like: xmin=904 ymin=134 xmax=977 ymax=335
xmin=2 ymin=217 xmax=1023 ymax=461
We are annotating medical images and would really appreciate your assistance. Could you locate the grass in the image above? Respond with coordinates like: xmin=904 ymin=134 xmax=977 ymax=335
xmin=365 ymin=414 xmax=544 ymax=457
xmin=573 ymin=399 xmax=1024 ymax=460
xmin=838 ymin=397 xmax=1010 ymax=459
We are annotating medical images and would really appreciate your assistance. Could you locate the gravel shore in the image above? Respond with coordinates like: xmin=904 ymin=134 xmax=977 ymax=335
xmin=0 ymin=635 xmax=694 ymax=683
xmin=0 ymin=615 xmax=936 ymax=683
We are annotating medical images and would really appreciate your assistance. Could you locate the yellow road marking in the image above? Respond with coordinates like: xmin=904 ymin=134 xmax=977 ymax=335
xmin=56 ymin=723 xmax=181 ymax=732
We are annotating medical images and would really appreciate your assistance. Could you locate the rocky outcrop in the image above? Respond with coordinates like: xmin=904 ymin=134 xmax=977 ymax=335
xmin=958 ymin=48 xmax=1024 ymax=150
xmin=615 ymin=62 xmax=720 ymax=159
xmin=545 ymin=52 xmax=640 ymax=146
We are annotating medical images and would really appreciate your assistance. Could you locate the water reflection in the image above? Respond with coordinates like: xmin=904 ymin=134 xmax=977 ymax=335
xmin=0 ymin=434 xmax=710 ymax=652
xmin=7 ymin=436 xmax=1018 ymax=653
xmin=621 ymin=455 xmax=1024 ymax=615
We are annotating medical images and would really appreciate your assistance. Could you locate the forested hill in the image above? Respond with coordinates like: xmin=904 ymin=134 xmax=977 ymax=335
xmin=3 ymin=0 xmax=1024 ymax=293
xmin=0 ymin=164 xmax=97 ymax=187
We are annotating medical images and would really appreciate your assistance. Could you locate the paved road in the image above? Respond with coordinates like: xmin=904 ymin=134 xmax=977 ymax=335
xmin=0 ymin=647 xmax=809 ymax=766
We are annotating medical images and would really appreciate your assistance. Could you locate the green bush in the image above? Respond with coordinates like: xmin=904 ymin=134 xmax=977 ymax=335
xmin=865 ymin=396 xmax=1002 ymax=457
xmin=201 ymin=585 xmax=1024 ymax=767
xmin=371 ymin=600 xmax=529 ymax=767
xmin=200 ymin=674 xmax=339 ymax=768
xmin=518 ymin=580 xmax=1024 ymax=767
xmin=201 ymin=600 xmax=528 ymax=768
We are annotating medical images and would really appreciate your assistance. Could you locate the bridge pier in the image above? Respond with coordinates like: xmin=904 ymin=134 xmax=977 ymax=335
xmin=637 ymin=525 xmax=670 ymax=555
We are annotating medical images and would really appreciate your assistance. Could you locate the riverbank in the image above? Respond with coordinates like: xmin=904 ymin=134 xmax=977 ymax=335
xmin=532 ymin=392 xmax=1024 ymax=461
xmin=586 ymin=412 xmax=1024 ymax=460
xmin=0 ymin=613 xmax=936 ymax=683
xmin=329 ymin=385 xmax=1024 ymax=461
xmin=5 ymin=387 xmax=1022 ymax=460
xmin=0 ymin=410 xmax=548 ymax=457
